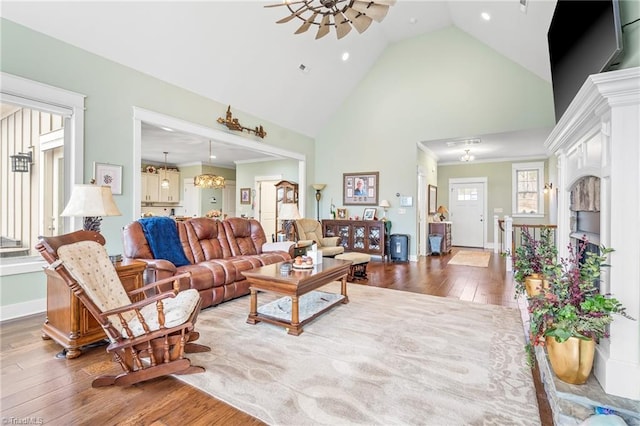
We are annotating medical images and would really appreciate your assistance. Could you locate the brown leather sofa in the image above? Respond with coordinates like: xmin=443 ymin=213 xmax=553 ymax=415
xmin=122 ymin=217 xmax=291 ymax=309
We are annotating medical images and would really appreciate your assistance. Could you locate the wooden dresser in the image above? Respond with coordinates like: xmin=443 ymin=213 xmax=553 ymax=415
xmin=428 ymin=222 xmax=452 ymax=255
xmin=322 ymin=219 xmax=386 ymax=256
xmin=42 ymin=259 xmax=147 ymax=359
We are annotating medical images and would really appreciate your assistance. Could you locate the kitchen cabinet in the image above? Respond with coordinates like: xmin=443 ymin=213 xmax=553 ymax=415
xmin=159 ymin=170 xmax=180 ymax=203
xmin=141 ymin=170 xmax=180 ymax=203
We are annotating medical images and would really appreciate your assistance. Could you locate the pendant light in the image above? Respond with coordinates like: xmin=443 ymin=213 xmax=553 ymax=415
xmin=194 ymin=141 xmax=225 ymax=189
xmin=161 ymin=151 xmax=170 ymax=189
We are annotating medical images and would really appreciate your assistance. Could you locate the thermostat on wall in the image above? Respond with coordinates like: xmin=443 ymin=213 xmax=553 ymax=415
xmin=400 ymin=196 xmax=413 ymax=207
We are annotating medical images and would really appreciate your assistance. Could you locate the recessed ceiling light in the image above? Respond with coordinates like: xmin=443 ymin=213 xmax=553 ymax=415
xmin=341 ymin=52 xmax=350 ymax=61
xmin=481 ymin=12 xmax=491 ymax=21
xmin=409 ymin=17 xmax=417 ymax=24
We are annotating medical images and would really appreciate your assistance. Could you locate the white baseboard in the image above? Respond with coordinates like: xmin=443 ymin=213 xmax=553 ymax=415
xmin=0 ymin=298 xmax=46 ymax=322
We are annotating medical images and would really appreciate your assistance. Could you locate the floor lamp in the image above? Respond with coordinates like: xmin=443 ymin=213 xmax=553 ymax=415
xmin=312 ymin=184 xmax=326 ymax=221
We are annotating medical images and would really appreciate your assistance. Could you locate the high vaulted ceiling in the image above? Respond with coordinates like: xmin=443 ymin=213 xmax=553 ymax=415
xmin=2 ymin=1 xmax=558 ymax=165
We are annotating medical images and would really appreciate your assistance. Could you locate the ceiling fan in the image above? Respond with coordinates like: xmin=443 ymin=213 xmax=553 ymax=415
xmin=265 ymin=0 xmax=396 ymax=40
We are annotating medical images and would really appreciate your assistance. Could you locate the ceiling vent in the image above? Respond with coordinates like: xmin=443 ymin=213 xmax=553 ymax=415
xmin=445 ymin=138 xmax=481 ymax=147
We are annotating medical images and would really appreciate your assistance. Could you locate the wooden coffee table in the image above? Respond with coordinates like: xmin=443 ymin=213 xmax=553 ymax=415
xmin=242 ymin=258 xmax=352 ymax=335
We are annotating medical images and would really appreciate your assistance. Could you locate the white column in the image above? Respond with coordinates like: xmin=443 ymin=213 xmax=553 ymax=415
xmin=505 ymin=216 xmax=513 ymax=272
xmin=493 ymin=215 xmax=499 ymax=253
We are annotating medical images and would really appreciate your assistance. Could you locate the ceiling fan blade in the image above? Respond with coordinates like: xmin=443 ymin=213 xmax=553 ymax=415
xmin=343 ymin=7 xmax=373 ymax=33
xmin=373 ymin=0 xmax=397 ymax=5
xmin=351 ymin=1 xmax=390 ymax=23
xmin=276 ymin=4 xmax=311 ymax=23
xmin=315 ymin=14 xmax=331 ymax=39
xmin=334 ymin=11 xmax=352 ymax=39
xmin=264 ymin=0 xmax=307 ymax=8
xmin=294 ymin=12 xmax=318 ymax=34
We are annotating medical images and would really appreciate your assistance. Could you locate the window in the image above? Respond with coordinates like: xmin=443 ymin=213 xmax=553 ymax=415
xmin=512 ymin=162 xmax=544 ymax=217
xmin=456 ymin=187 xmax=478 ymax=201
xmin=0 ymin=73 xmax=84 ymax=275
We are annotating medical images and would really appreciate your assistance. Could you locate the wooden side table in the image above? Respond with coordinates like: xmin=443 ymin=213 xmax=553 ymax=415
xmin=41 ymin=259 xmax=147 ymax=359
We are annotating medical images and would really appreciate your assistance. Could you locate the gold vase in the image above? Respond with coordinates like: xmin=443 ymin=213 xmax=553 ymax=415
xmin=525 ymin=274 xmax=549 ymax=297
xmin=546 ymin=336 xmax=596 ymax=384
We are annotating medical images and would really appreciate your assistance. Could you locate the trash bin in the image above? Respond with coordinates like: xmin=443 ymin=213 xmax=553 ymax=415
xmin=390 ymin=234 xmax=409 ymax=262
xmin=429 ymin=234 xmax=443 ymax=255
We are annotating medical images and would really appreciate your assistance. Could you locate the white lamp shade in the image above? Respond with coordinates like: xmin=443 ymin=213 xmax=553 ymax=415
xmin=278 ymin=203 xmax=301 ymax=220
xmin=379 ymin=199 xmax=391 ymax=208
xmin=311 ymin=183 xmax=326 ymax=191
xmin=61 ymin=185 xmax=122 ymax=217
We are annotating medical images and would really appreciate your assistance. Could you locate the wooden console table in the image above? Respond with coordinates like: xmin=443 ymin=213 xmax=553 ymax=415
xmin=322 ymin=219 xmax=386 ymax=256
xmin=41 ymin=259 xmax=146 ymax=359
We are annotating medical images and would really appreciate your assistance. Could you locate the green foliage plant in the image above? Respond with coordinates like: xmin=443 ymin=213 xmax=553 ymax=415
xmin=527 ymin=238 xmax=633 ymax=365
xmin=512 ymin=226 xmax=558 ymax=297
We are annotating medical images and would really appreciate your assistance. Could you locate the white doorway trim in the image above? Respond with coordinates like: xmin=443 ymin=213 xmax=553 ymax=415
xmin=448 ymin=177 xmax=488 ymax=248
xmin=132 ymin=107 xmax=306 ymax=219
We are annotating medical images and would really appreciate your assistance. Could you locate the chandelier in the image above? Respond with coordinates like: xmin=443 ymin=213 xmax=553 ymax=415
xmin=460 ymin=149 xmax=475 ymax=162
xmin=265 ymin=0 xmax=397 ymax=40
xmin=194 ymin=141 xmax=226 ymax=189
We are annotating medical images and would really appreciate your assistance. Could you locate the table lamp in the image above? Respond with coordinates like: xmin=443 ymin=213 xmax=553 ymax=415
xmin=61 ymin=184 xmax=122 ymax=232
xmin=311 ymin=183 xmax=326 ymax=221
xmin=379 ymin=199 xmax=390 ymax=221
xmin=278 ymin=203 xmax=301 ymax=241
xmin=437 ymin=205 xmax=449 ymax=221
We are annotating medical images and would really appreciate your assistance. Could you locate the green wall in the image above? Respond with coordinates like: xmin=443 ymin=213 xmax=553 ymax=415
xmin=437 ymin=159 xmax=551 ymax=245
xmin=0 ymin=18 xmax=314 ymax=312
xmin=315 ymin=26 xmax=555 ymax=255
xmin=0 ymin=18 xmax=315 ymax=254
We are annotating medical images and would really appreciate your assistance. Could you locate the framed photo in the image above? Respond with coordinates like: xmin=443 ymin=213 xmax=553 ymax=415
xmin=363 ymin=208 xmax=376 ymax=220
xmin=428 ymin=185 xmax=437 ymax=214
xmin=240 ymin=187 xmax=251 ymax=204
xmin=337 ymin=208 xmax=347 ymax=219
xmin=94 ymin=162 xmax=122 ymax=195
xmin=343 ymin=171 xmax=379 ymax=206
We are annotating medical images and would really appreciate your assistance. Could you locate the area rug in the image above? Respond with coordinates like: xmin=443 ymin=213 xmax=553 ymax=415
xmin=448 ymin=250 xmax=491 ymax=267
xmin=176 ymin=282 xmax=540 ymax=425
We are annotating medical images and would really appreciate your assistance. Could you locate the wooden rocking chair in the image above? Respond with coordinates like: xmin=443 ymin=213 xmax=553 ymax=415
xmin=36 ymin=230 xmax=210 ymax=388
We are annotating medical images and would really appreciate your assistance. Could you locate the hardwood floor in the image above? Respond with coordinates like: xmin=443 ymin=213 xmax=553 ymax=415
xmin=1 ymin=248 xmax=552 ymax=425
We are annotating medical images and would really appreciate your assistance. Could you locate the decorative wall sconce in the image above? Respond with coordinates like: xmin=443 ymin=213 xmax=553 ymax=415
xmin=544 ymin=183 xmax=553 ymax=194
xmin=217 ymin=105 xmax=267 ymax=139
xmin=10 ymin=150 xmax=32 ymax=173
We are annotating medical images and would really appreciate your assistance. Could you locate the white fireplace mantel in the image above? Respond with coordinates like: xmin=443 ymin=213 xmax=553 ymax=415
xmin=545 ymin=67 xmax=640 ymax=400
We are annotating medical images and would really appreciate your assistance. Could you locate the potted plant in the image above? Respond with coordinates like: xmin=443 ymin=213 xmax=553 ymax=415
xmin=512 ymin=226 xmax=557 ymax=297
xmin=527 ymin=239 xmax=633 ymax=384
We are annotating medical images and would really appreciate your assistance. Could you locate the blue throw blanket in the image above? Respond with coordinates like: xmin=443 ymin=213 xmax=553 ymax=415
xmin=139 ymin=217 xmax=190 ymax=267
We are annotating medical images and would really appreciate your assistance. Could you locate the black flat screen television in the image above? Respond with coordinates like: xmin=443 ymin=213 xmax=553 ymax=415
xmin=547 ymin=0 xmax=624 ymax=122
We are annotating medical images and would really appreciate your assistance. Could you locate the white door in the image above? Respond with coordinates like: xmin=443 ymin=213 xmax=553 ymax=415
xmin=449 ymin=180 xmax=485 ymax=248
xmin=222 ymin=180 xmax=236 ymax=218
xmin=258 ymin=180 xmax=278 ymax=242
xmin=183 ymin=178 xmax=200 ymax=217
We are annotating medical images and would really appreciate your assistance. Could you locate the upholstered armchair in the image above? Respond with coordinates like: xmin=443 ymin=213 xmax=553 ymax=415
xmin=294 ymin=218 xmax=345 ymax=257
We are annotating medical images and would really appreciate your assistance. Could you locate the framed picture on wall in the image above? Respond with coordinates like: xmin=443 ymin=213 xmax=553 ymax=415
xmin=428 ymin=185 xmax=437 ymax=214
xmin=94 ymin=162 xmax=123 ymax=195
xmin=343 ymin=171 xmax=379 ymax=206
xmin=240 ymin=188 xmax=251 ymax=204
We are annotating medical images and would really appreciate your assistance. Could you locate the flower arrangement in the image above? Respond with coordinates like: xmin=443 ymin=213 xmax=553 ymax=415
xmin=512 ymin=226 xmax=557 ymax=296
xmin=527 ymin=238 xmax=633 ymax=361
